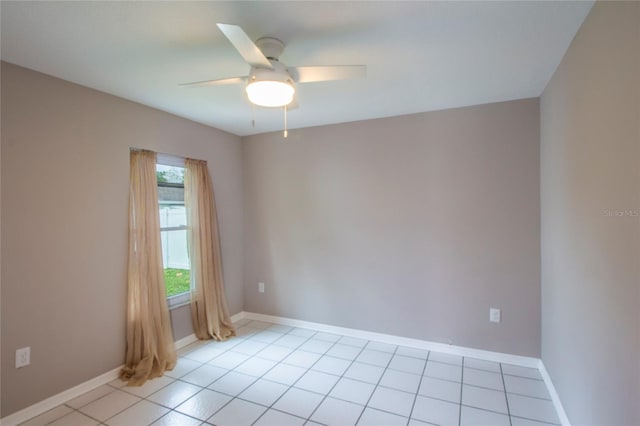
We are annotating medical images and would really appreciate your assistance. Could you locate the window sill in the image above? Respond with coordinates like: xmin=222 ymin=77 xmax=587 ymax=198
xmin=168 ymin=292 xmax=191 ymax=310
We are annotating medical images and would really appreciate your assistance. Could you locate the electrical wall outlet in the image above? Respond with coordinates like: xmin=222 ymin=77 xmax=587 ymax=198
xmin=489 ymin=308 xmax=501 ymax=323
xmin=16 ymin=347 xmax=30 ymax=368
xmin=258 ymin=282 xmax=265 ymax=293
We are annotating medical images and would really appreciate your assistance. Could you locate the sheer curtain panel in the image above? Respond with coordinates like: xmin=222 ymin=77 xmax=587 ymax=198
xmin=121 ymin=149 xmax=176 ymax=386
xmin=185 ymin=158 xmax=236 ymax=340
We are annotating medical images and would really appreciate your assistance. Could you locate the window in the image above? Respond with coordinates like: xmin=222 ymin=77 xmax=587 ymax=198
xmin=157 ymin=161 xmax=190 ymax=308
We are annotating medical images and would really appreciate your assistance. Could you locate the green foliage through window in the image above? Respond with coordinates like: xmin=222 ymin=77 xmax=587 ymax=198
xmin=165 ymin=268 xmax=190 ymax=297
xmin=156 ymin=165 xmax=185 ymax=184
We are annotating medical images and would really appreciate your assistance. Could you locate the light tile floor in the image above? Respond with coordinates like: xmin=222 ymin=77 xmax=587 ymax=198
xmin=21 ymin=320 xmax=561 ymax=426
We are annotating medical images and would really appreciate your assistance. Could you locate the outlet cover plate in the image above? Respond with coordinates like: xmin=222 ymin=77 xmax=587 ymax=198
xmin=489 ymin=308 xmax=501 ymax=323
xmin=16 ymin=347 xmax=30 ymax=368
xmin=258 ymin=282 xmax=265 ymax=293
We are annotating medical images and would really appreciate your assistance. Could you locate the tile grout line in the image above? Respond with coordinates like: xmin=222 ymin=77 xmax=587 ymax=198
xmin=251 ymin=325 xmax=359 ymax=424
xmin=71 ymin=382 xmax=153 ymax=426
xmin=302 ymin=337 xmax=371 ymax=425
xmin=352 ymin=344 xmax=401 ymax=425
xmin=110 ymin=322 xmax=307 ymax=426
xmin=164 ymin=353 xmax=247 ymax=423
xmin=123 ymin=373 xmax=207 ymax=425
xmin=245 ymin=326 xmax=328 ymax=426
xmin=406 ymin=349 xmax=431 ymax=425
xmin=178 ymin=327 xmax=318 ymax=424
xmin=256 ymin=353 xmax=458 ymax=401
xmin=500 ymin=362 xmax=513 ymax=426
xmin=184 ymin=329 xmax=545 ymax=425
xmin=49 ymin=405 xmax=103 ymax=426
xmin=300 ymin=340 xmax=362 ymax=425
xmin=179 ymin=324 xmax=283 ymax=424
xmin=509 ymin=414 xmax=562 ymax=426
xmin=93 ymin=398 xmax=149 ymax=426
xmin=158 ymin=409 xmax=202 ymax=426
xmin=81 ymin=363 xmax=488 ymax=423
xmin=202 ymin=323 xmax=320 ymax=425
xmin=364 ymin=359 xmax=535 ymax=425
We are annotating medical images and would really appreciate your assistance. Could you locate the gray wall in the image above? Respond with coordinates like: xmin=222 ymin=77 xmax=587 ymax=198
xmin=243 ymin=98 xmax=541 ymax=357
xmin=0 ymin=62 xmax=244 ymax=416
xmin=540 ymin=2 xmax=640 ymax=425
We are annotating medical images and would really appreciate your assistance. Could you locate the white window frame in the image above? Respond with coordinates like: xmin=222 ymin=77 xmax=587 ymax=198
xmin=156 ymin=154 xmax=191 ymax=309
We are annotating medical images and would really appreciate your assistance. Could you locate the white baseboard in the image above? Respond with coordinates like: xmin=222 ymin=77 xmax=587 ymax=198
xmin=230 ymin=311 xmax=247 ymax=323
xmin=0 ymin=366 xmax=122 ymax=426
xmin=242 ymin=311 xmax=572 ymax=425
xmin=173 ymin=333 xmax=198 ymax=349
xmin=243 ymin=311 xmax=540 ymax=368
xmin=538 ymin=360 xmax=571 ymax=426
xmin=0 ymin=315 xmax=247 ymax=426
xmin=2 ymin=311 xmax=569 ymax=426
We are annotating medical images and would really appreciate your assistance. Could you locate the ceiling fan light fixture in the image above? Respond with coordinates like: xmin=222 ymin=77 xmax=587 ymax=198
xmin=246 ymin=80 xmax=295 ymax=107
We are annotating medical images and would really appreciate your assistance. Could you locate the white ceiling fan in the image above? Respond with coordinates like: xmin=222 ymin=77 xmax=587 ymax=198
xmin=180 ymin=23 xmax=366 ymax=110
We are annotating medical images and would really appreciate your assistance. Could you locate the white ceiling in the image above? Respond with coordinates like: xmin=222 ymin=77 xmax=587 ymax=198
xmin=1 ymin=1 xmax=593 ymax=136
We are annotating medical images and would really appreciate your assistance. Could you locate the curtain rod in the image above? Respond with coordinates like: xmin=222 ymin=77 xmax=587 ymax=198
xmin=129 ymin=147 xmax=203 ymax=167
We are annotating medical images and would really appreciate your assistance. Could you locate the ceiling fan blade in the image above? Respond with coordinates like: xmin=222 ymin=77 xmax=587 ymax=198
xmin=217 ymin=23 xmax=273 ymax=69
xmin=179 ymin=76 xmax=247 ymax=88
xmin=290 ymin=65 xmax=366 ymax=83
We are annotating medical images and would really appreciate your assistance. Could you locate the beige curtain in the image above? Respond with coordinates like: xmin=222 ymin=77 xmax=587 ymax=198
xmin=120 ymin=149 xmax=176 ymax=386
xmin=185 ymin=158 xmax=236 ymax=340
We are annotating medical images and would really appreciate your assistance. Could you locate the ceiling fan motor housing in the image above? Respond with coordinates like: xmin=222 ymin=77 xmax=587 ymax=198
xmin=255 ymin=37 xmax=285 ymax=60
xmin=249 ymin=60 xmax=294 ymax=86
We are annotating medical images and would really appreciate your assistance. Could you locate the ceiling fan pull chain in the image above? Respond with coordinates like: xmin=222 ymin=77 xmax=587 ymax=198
xmin=284 ymin=104 xmax=288 ymax=138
